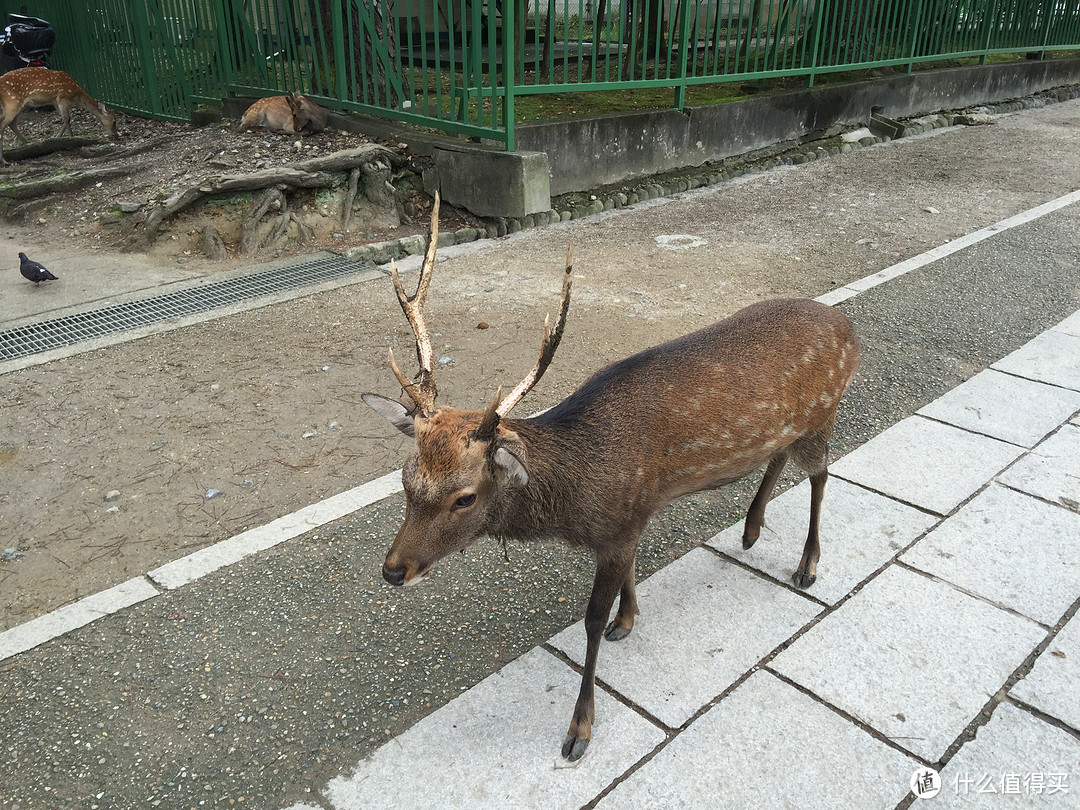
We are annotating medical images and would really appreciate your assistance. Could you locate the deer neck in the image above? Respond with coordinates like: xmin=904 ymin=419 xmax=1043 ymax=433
xmin=488 ymin=416 xmax=606 ymax=547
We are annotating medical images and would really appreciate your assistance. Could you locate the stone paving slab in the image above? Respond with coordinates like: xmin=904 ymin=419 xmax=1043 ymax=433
xmin=547 ymin=547 xmax=821 ymax=728
xmin=321 ymin=647 xmax=665 ymax=810
xmin=1053 ymin=309 xmax=1080 ymax=338
xmin=933 ymin=702 xmax=1080 ymax=807
xmin=1010 ymin=613 xmax=1080 ymax=733
xmin=998 ymin=424 xmax=1080 ymax=512
xmin=827 ymin=416 xmax=1024 ymax=515
xmin=770 ymin=565 xmax=1047 ymax=762
xmin=991 ymin=329 xmax=1080 ymax=392
xmin=916 ymin=369 xmax=1080 ymax=447
xmin=594 ymin=670 xmax=919 ymax=810
xmin=707 ymin=477 xmax=939 ymax=604
xmin=901 ymin=484 xmax=1080 ymax=626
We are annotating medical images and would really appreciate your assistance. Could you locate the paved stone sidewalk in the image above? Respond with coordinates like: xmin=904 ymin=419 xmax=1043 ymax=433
xmin=294 ymin=309 xmax=1080 ymax=809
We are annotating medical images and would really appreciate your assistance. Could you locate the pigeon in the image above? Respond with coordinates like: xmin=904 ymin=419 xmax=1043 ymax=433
xmin=19 ymin=252 xmax=58 ymax=287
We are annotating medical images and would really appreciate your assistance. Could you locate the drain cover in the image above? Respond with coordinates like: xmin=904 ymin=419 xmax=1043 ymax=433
xmin=2 ymin=254 xmax=373 ymax=362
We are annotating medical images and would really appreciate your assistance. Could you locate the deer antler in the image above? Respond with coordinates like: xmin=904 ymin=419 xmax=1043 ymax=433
xmin=388 ymin=192 xmax=441 ymax=416
xmin=495 ymin=242 xmax=574 ymax=417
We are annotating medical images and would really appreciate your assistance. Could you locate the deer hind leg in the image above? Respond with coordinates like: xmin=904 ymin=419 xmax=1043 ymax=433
xmin=604 ymin=554 xmax=638 ymax=641
xmin=564 ymin=547 xmax=635 ymax=761
xmin=794 ymin=470 xmax=827 ymax=588
xmin=0 ymin=108 xmax=16 ymax=162
xmin=742 ymin=451 xmax=789 ymax=549
xmin=790 ymin=420 xmax=834 ymax=589
xmin=56 ymin=99 xmax=73 ymax=137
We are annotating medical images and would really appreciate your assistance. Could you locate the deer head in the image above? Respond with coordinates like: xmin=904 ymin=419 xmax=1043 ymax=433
xmin=363 ymin=193 xmax=573 ymax=585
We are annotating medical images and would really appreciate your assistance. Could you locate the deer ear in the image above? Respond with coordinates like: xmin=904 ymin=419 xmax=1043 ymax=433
xmin=493 ymin=446 xmax=528 ymax=487
xmin=362 ymin=393 xmax=415 ymax=437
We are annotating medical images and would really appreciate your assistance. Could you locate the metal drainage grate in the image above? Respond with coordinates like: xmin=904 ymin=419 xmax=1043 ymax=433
xmin=1 ymin=254 xmax=374 ymax=362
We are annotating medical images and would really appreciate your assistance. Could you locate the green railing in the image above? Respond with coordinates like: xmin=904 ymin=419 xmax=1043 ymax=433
xmin=3 ymin=0 xmax=1079 ymax=149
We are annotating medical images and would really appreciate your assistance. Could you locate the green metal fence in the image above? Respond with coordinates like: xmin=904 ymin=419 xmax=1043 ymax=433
xmin=3 ymin=0 xmax=1079 ymax=149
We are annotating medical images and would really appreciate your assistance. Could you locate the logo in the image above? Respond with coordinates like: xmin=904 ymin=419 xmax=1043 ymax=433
xmin=911 ymin=768 xmax=942 ymax=799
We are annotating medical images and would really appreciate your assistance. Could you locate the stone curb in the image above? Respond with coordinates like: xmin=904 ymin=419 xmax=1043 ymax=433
xmin=342 ymin=83 xmax=1080 ymax=266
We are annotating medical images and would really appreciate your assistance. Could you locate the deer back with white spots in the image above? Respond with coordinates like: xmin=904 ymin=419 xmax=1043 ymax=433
xmin=0 ymin=67 xmax=119 ymax=165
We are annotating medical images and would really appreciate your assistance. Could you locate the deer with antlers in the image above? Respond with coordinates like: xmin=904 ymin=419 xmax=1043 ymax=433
xmin=363 ymin=194 xmax=862 ymax=760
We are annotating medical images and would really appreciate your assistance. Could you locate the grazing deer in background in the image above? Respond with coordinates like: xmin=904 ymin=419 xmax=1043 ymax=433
xmin=239 ymin=92 xmax=327 ymax=135
xmin=363 ymin=194 xmax=862 ymax=761
xmin=0 ymin=67 xmax=119 ymax=165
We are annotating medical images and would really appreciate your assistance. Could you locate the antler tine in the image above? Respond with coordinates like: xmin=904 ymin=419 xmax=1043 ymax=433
xmin=388 ymin=192 xmax=441 ymax=415
xmin=496 ymin=241 xmax=574 ymax=418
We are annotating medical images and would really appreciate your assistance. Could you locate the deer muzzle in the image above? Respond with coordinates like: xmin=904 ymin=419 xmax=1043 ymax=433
xmin=382 ymin=561 xmax=407 ymax=586
xmin=381 ymin=552 xmax=432 ymax=587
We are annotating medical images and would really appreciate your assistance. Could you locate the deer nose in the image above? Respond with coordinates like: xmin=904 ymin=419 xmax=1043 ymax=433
xmin=382 ymin=562 xmax=406 ymax=587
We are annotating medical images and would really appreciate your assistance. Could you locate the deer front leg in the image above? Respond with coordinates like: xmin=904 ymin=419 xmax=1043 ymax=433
xmin=7 ymin=112 xmax=29 ymax=145
xmin=563 ymin=550 xmax=635 ymax=761
xmin=0 ymin=115 xmax=13 ymax=164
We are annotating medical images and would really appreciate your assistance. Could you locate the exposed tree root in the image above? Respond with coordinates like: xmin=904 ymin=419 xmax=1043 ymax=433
xmin=239 ymin=187 xmax=286 ymax=254
xmin=134 ymin=143 xmax=402 ymax=250
xmin=0 ymin=163 xmax=151 ymax=200
xmin=202 ymin=225 xmax=228 ymax=259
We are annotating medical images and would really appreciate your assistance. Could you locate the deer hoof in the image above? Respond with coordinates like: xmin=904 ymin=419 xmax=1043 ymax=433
xmin=604 ymin=621 xmax=632 ymax=642
xmin=742 ymin=533 xmax=759 ymax=550
xmin=562 ymin=733 xmax=590 ymax=761
xmin=792 ymin=571 xmax=817 ymax=589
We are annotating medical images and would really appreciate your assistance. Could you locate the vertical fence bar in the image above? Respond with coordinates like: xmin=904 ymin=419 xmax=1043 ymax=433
xmin=805 ymin=0 xmax=827 ymax=84
xmin=673 ymin=0 xmax=690 ymax=108
xmin=905 ymin=0 xmax=924 ymax=68
xmin=129 ymin=0 xmax=163 ymax=116
xmin=1036 ymin=0 xmax=1056 ymax=57
xmin=331 ymin=0 xmax=347 ymax=98
xmin=505 ymin=0 xmax=516 ymax=148
xmin=211 ymin=0 xmax=237 ymax=96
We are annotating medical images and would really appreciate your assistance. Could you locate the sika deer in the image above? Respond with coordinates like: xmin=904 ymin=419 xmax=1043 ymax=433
xmin=363 ymin=194 xmax=861 ymax=760
xmin=0 ymin=67 xmax=119 ymax=165
xmin=239 ymin=92 xmax=327 ymax=134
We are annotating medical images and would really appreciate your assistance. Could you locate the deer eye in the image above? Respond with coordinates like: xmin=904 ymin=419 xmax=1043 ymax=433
xmin=452 ymin=494 xmax=476 ymax=510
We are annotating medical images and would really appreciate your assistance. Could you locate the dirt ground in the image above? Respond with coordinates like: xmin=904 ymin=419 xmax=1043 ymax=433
xmin=0 ymin=103 xmax=460 ymax=271
xmin=4 ymin=97 xmax=1080 ymax=630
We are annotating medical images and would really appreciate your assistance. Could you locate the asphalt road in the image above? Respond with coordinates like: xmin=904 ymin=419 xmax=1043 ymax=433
xmin=2 ymin=101 xmax=1080 ymax=810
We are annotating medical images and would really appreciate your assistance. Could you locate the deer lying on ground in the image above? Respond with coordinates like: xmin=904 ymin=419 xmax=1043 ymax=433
xmin=239 ymin=92 xmax=327 ymax=135
xmin=363 ymin=194 xmax=862 ymax=761
xmin=0 ymin=67 xmax=119 ymax=165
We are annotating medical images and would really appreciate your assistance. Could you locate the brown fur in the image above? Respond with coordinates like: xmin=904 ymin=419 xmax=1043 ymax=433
xmin=0 ymin=67 xmax=119 ymax=165
xmin=287 ymin=92 xmax=327 ymax=133
xmin=367 ymin=294 xmax=861 ymax=761
xmin=239 ymin=92 xmax=327 ymax=134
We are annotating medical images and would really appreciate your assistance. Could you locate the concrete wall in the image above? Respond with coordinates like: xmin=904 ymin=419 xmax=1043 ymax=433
xmin=434 ymin=144 xmax=551 ymax=218
xmin=515 ymin=59 xmax=1080 ymax=196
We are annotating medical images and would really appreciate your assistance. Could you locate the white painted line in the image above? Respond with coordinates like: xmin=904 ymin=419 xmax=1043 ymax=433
xmin=0 ymin=577 xmax=159 ymax=661
xmin=1 ymin=471 xmax=404 ymax=661
xmin=814 ymin=287 xmax=859 ymax=306
xmin=816 ymin=188 xmax=1080 ymax=305
xmin=148 ymin=470 xmax=402 ymax=589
